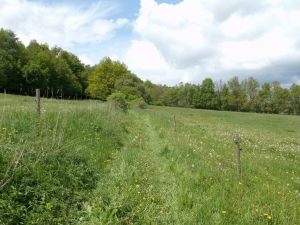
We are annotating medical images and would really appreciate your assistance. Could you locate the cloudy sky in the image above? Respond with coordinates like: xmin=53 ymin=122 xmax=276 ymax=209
xmin=1 ymin=0 xmax=299 ymax=87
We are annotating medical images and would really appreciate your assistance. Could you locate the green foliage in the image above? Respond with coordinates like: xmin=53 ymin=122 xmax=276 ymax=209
xmin=242 ymin=77 xmax=259 ymax=112
xmin=290 ymin=83 xmax=300 ymax=115
xmin=86 ymin=57 xmax=130 ymax=100
xmin=130 ymin=97 xmax=148 ymax=109
xmin=107 ymin=92 xmax=129 ymax=112
xmin=227 ymin=76 xmax=247 ymax=111
xmin=0 ymin=28 xmax=24 ymax=91
xmin=220 ymin=84 xmax=229 ymax=110
xmin=0 ymin=94 xmax=128 ymax=224
xmin=193 ymin=78 xmax=217 ymax=109
xmin=176 ymin=83 xmax=197 ymax=107
xmin=22 ymin=62 xmax=47 ymax=89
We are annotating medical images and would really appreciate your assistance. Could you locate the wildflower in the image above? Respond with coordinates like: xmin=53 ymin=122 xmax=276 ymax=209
xmin=278 ymin=192 xmax=281 ymax=195
xmin=137 ymin=192 xmax=141 ymax=194
xmin=8 ymin=133 xmax=12 ymax=136
xmin=222 ymin=211 xmax=226 ymax=214
xmin=2 ymin=128 xmax=6 ymax=131
xmin=14 ymin=161 xmax=19 ymax=164
xmin=239 ymin=182 xmax=242 ymax=185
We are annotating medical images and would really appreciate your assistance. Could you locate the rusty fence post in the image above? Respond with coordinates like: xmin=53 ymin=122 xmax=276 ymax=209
xmin=233 ymin=134 xmax=241 ymax=178
xmin=36 ymin=89 xmax=40 ymax=115
xmin=173 ymin=115 xmax=176 ymax=132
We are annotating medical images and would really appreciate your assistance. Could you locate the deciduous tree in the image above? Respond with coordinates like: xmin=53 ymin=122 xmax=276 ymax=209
xmin=86 ymin=57 xmax=129 ymax=100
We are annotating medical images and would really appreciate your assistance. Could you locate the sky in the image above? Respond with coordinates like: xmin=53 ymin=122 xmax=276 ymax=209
xmin=0 ymin=0 xmax=300 ymax=87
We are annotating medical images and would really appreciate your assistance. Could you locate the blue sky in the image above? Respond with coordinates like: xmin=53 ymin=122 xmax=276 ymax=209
xmin=1 ymin=0 xmax=300 ymax=87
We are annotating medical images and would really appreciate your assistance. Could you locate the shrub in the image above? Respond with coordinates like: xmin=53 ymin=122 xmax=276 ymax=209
xmin=130 ymin=97 xmax=148 ymax=109
xmin=107 ymin=92 xmax=129 ymax=112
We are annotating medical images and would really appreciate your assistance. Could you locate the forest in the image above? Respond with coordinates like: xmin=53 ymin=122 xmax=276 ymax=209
xmin=1 ymin=28 xmax=300 ymax=114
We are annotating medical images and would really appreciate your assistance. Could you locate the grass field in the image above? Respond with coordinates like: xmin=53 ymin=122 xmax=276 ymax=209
xmin=1 ymin=94 xmax=300 ymax=224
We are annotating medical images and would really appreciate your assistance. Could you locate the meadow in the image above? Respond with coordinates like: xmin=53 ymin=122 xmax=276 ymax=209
xmin=1 ymin=94 xmax=300 ymax=224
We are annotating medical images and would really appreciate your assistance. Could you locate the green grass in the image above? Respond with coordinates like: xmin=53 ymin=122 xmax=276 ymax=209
xmin=1 ymin=94 xmax=300 ymax=224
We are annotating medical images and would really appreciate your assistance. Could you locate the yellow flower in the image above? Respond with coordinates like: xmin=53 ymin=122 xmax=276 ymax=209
xmin=239 ymin=182 xmax=242 ymax=185
xmin=137 ymin=191 xmax=141 ymax=194
xmin=2 ymin=128 xmax=6 ymax=131
xmin=14 ymin=161 xmax=19 ymax=164
xmin=222 ymin=211 xmax=226 ymax=214
xmin=278 ymin=192 xmax=281 ymax=195
xmin=267 ymin=215 xmax=272 ymax=220
xmin=8 ymin=133 xmax=12 ymax=136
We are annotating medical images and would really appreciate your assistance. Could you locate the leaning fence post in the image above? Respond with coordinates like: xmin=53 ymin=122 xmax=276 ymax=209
xmin=233 ymin=134 xmax=241 ymax=178
xmin=36 ymin=89 xmax=40 ymax=115
xmin=173 ymin=115 xmax=176 ymax=132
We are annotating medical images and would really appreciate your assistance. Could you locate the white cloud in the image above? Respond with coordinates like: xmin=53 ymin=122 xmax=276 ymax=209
xmin=78 ymin=54 xmax=94 ymax=65
xmin=123 ymin=0 xmax=300 ymax=86
xmin=1 ymin=0 xmax=299 ymax=86
xmin=0 ymin=0 xmax=128 ymax=47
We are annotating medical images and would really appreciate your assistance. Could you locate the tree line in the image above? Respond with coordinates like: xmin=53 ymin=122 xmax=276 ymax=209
xmin=1 ymin=28 xmax=300 ymax=114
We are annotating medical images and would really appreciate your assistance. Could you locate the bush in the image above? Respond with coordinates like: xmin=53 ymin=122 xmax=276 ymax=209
xmin=107 ymin=92 xmax=129 ymax=112
xmin=130 ymin=97 xmax=148 ymax=109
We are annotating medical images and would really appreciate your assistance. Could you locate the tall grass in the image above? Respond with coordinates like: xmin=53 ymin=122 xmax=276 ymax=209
xmin=0 ymin=94 xmax=129 ymax=224
xmin=1 ymin=95 xmax=300 ymax=224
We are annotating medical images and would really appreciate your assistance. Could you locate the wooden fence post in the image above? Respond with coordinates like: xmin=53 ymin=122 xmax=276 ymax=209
xmin=173 ymin=115 xmax=176 ymax=132
xmin=233 ymin=134 xmax=241 ymax=178
xmin=36 ymin=89 xmax=40 ymax=115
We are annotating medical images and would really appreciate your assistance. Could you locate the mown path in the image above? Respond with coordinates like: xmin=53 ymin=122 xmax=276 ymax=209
xmin=87 ymin=110 xmax=186 ymax=224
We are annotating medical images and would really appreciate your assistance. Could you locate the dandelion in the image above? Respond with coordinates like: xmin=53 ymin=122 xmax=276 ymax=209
xmin=2 ymin=128 xmax=6 ymax=131
xmin=14 ymin=161 xmax=19 ymax=164
xmin=8 ymin=133 xmax=12 ymax=136
xmin=264 ymin=213 xmax=272 ymax=220
xmin=278 ymin=192 xmax=281 ymax=195
xmin=239 ymin=182 xmax=242 ymax=185
xmin=222 ymin=211 xmax=226 ymax=214
xmin=137 ymin=191 xmax=141 ymax=194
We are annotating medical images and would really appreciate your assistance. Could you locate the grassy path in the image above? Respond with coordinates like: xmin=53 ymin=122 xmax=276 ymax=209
xmin=86 ymin=110 xmax=189 ymax=224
